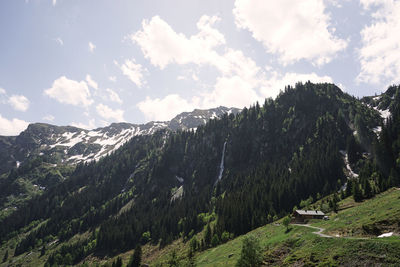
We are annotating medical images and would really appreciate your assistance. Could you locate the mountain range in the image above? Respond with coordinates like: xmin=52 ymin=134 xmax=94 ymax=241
xmin=1 ymin=82 xmax=399 ymax=266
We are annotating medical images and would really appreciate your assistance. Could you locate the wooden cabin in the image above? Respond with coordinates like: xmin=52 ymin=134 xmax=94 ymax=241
xmin=291 ymin=210 xmax=325 ymax=223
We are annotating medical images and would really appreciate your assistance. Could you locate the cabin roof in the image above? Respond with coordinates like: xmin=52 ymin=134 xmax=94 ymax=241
xmin=295 ymin=210 xmax=325 ymax=216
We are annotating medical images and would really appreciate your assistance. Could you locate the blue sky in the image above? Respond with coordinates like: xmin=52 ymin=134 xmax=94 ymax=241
xmin=1 ymin=0 xmax=400 ymax=135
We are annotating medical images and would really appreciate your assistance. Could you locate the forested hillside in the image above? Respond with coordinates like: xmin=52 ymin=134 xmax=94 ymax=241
xmin=1 ymin=82 xmax=399 ymax=266
xmin=0 ymin=107 xmax=239 ymax=220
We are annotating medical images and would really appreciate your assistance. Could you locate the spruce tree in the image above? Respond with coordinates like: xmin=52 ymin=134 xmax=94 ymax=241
xmin=352 ymin=180 xmax=362 ymax=202
xmin=128 ymin=244 xmax=142 ymax=267
xmin=204 ymin=224 xmax=212 ymax=247
xmin=236 ymin=236 xmax=262 ymax=267
xmin=40 ymin=245 xmax=46 ymax=257
xmin=2 ymin=250 xmax=8 ymax=263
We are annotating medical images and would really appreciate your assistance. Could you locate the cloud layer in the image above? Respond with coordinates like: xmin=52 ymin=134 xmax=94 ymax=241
xmin=117 ymin=59 xmax=146 ymax=87
xmin=8 ymin=95 xmax=30 ymax=111
xmin=96 ymin=103 xmax=124 ymax=122
xmin=233 ymin=0 xmax=347 ymax=65
xmin=0 ymin=114 xmax=29 ymax=136
xmin=357 ymin=0 xmax=400 ymax=86
xmin=133 ymin=15 xmax=336 ymax=121
xmin=44 ymin=76 xmax=93 ymax=107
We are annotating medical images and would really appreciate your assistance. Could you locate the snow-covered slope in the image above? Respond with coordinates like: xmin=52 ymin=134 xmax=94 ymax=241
xmin=0 ymin=107 xmax=240 ymax=172
xmin=362 ymin=86 xmax=399 ymax=135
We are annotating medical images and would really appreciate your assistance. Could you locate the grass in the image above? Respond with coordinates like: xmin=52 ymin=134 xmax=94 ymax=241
xmin=312 ymin=188 xmax=400 ymax=237
xmin=193 ymin=188 xmax=400 ymax=266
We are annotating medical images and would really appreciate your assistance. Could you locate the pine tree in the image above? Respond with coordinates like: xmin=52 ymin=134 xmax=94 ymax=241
xmin=204 ymin=224 xmax=212 ymax=247
xmin=236 ymin=236 xmax=262 ymax=267
xmin=363 ymin=179 xmax=373 ymax=199
xmin=2 ymin=250 xmax=8 ymax=263
xmin=282 ymin=215 xmax=291 ymax=232
xmin=352 ymin=180 xmax=362 ymax=202
xmin=346 ymin=180 xmax=353 ymax=197
xmin=40 ymin=245 xmax=46 ymax=257
xmin=128 ymin=244 xmax=142 ymax=267
xmin=167 ymin=250 xmax=179 ymax=267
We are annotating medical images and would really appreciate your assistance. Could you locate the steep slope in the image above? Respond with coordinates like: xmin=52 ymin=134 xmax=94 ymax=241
xmin=0 ymin=107 xmax=239 ymax=216
xmin=193 ymin=188 xmax=400 ymax=267
xmin=0 ymin=106 xmax=240 ymax=172
xmin=0 ymin=82 xmax=393 ymax=266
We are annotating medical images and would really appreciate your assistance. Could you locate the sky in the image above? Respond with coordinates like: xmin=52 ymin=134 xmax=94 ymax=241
xmin=1 ymin=0 xmax=400 ymax=135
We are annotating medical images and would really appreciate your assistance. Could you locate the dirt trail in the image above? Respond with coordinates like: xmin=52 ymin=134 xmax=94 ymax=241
xmin=292 ymin=224 xmax=333 ymax=238
xmin=292 ymin=224 xmax=370 ymax=240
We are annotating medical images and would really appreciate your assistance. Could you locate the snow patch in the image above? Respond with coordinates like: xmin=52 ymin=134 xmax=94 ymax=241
xmin=171 ymin=185 xmax=183 ymax=202
xmin=341 ymin=151 xmax=358 ymax=178
xmin=215 ymin=141 xmax=227 ymax=185
xmin=379 ymin=109 xmax=391 ymax=120
xmin=373 ymin=106 xmax=391 ymax=120
xmin=373 ymin=126 xmax=382 ymax=135
xmin=378 ymin=232 xmax=393 ymax=238
xmin=176 ymin=176 xmax=184 ymax=183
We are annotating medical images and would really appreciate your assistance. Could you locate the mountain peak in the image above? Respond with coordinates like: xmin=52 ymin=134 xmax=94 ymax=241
xmin=0 ymin=106 xmax=241 ymax=173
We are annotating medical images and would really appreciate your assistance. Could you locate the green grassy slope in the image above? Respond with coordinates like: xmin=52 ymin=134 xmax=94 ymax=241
xmin=194 ymin=188 xmax=400 ymax=266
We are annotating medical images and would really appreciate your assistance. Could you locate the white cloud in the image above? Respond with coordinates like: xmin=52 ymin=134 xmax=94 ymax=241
xmin=52 ymin=0 xmax=56 ymax=6
xmin=138 ymin=70 xmax=334 ymax=121
xmin=96 ymin=103 xmax=124 ymax=122
xmin=105 ymin=88 xmax=122 ymax=104
xmin=130 ymin=15 xmax=225 ymax=69
xmin=43 ymin=114 xmax=55 ymax=122
xmin=8 ymin=95 xmax=30 ymax=112
xmin=233 ymin=0 xmax=347 ymax=65
xmin=0 ymin=114 xmax=29 ymax=136
xmin=117 ymin=58 xmax=146 ymax=87
xmin=109 ymin=76 xmax=117 ymax=82
xmin=0 ymin=88 xmax=5 ymax=95
xmin=85 ymin=74 xmax=98 ymax=90
xmin=357 ymin=0 xmax=400 ymax=85
xmin=88 ymin=42 xmax=96 ymax=53
xmin=55 ymin=37 xmax=63 ymax=46
xmin=259 ymin=71 xmax=334 ymax=98
xmin=202 ymin=75 xmax=262 ymax=108
xmin=132 ymin=14 xmax=337 ymax=120
xmin=44 ymin=76 xmax=93 ymax=107
xmin=137 ymin=94 xmax=196 ymax=121
xmin=71 ymin=119 xmax=96 ymax=130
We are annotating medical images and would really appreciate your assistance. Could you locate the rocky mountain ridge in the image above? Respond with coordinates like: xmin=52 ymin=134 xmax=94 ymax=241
xmin=0 ymin=106 xmax=240 ymax=175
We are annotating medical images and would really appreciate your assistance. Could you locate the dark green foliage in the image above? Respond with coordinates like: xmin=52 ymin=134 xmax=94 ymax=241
xmin=346 ymin=179 xmax=353 ymax=197
xmin=189 ymin=236 xmax=198 ymax=252
xmin=40 ymin=245 xmax=46 ymax=256
xmin=204 ymin=224 xmax=212 ymax=248
xmin=352 ymin=180 xmax=363 ymax=202
xmin=282 ymin=216 xmax=291 ymax=231
xmin=2 ymin=249 xmax=8 ymax=263
xmin=128 ymin=244 xmax=142 ymax=267
xmin=167 ymin=250 xmax=180 ymax=267
xmin=211 ymin=234 xmax=220 ymax=247
xmin=187 ymin=248 xmax=196 ymax=267
xmin=112 ymin=257 xmax=122 ymax=267
xmin=236 ymin=236 xmax=262 ymax=267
